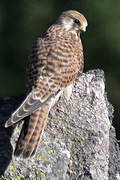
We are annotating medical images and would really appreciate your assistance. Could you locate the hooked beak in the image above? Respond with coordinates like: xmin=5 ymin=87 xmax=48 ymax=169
xmin=80 ymin=24 xmax=87 ymax=32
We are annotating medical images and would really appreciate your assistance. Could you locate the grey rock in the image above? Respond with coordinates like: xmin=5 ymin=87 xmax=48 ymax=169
xmin=0 ymin=69 xmax=120 ymax=180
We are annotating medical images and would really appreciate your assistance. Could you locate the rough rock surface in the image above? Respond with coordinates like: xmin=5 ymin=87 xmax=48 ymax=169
xmin=0 ymin=69 xmax=120 ymax=180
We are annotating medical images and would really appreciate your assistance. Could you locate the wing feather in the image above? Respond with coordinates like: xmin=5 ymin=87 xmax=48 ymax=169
xmin=5 ymin=91 xmax=54 ymax=127
xmin=5 ymin=25 xmax=83 ymax=128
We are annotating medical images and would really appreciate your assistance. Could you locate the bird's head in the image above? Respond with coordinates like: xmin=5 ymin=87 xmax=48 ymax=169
xmin=58 ymin=10 xmax=88 ymax=33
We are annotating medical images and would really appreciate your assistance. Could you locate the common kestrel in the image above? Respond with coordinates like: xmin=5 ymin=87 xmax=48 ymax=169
xmin=5 ymin=10 xmax=88 ymax=158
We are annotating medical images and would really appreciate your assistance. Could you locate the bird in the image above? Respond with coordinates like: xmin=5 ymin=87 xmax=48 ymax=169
xmin=5 ymin=10 xmax=88 ymax=159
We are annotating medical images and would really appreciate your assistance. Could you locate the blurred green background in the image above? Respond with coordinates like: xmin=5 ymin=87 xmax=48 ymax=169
xmin=0 ymin=0 xmax=120 ymax=138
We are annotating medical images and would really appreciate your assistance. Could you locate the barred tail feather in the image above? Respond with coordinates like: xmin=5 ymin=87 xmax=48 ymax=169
xmin=14 ymin=101 xmax=50 ymax=158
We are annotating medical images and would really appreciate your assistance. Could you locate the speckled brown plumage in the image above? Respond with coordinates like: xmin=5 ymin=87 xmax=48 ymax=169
xmin=5 ymin=10 xmax=88 ymax=158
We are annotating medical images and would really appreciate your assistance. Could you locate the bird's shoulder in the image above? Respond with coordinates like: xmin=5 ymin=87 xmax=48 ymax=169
xmin=41 ymin=24 xmax=80 ymax=43
xmin=29 ymin=24 xmax=78 ymax=59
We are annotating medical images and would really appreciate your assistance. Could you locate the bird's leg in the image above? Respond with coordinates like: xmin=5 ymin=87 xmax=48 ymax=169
xmin=54 ymin=84 xmax=73 ymax=113
xmin=50 ymin=84 xmax=73 ymax=109
xmin=63 ymin=84 xmax=73 ymax=101
xmin=50 ymin=90 xmax=63 ymax=108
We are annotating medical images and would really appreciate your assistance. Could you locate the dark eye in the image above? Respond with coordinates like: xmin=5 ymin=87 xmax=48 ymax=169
xmin=74 ymin=19 xmax=80 ymax=24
